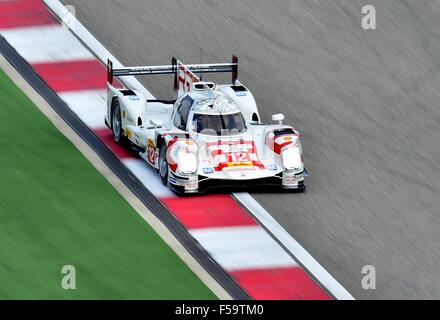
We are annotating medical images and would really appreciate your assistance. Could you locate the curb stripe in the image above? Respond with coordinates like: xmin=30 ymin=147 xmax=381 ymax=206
xmin=230 ymin=267 xmax=332 ymax=300
xmin=32 ymin=59 xmax=106 ymax=92
xmin=58 ymin=89 xmax=108 ymax=129
xmin=162 ymin=195 xmax=257 ymax=229
xmin=190 ymin=226 xmax=297 ymax=271
xmin=0 ymin=0 xmax=57 ymax=29
xmin=1 ymin=25 xmax=94 ymax=63
xmin=122 ymin=159 xmax=176 ymax=199
xmin=94 ymin=128 xmax=137 ymax=160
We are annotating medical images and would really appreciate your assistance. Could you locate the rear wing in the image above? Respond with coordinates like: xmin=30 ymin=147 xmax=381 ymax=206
xmin=107 ymin=55 xmax=238 ymax=97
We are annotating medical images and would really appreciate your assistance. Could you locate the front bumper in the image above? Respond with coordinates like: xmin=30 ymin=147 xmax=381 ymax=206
xmin=169 ymin=169 xmax=308 ymax=194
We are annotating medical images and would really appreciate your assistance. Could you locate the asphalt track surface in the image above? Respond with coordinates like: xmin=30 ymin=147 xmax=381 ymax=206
xmin=61 ymin=0 xmax=440 ymax=299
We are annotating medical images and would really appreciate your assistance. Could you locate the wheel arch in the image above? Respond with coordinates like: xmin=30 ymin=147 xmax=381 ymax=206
xmin=156 ymin=134 xmax=166 ymax=152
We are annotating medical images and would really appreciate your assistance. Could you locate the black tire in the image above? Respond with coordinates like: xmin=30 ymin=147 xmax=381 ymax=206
xmin=111 ymin=99 xmax=126 ymax=145
xmin=158 ymin=144 xmax=169 ymax=186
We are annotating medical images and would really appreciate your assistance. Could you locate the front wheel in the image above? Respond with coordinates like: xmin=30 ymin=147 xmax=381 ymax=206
xmin=111 ymin=100 xmax=126 ymax=144
xmin=158 ymin=144 xmax=169 ymax=186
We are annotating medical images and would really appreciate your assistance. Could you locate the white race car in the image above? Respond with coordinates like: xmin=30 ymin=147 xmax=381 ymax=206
xmin=105 ymin=56 xmax=308 ymax=194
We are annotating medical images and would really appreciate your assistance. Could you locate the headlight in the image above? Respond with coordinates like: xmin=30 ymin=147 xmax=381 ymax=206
xmin=177 ymin=151 xmax=198 ymax=174
xmin=169 ymin=139 xmax=198 ymax=175
xmin=281 ymin=138 xmax=303 ymax=171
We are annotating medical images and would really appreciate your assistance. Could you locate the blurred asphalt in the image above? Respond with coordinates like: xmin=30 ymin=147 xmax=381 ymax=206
xmin=61 ymin=0 xmax=440 ymax=299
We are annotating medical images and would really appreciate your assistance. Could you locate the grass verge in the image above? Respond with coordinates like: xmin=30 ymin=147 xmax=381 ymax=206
xmin=0 ymin=69 xmax=216 ymax=299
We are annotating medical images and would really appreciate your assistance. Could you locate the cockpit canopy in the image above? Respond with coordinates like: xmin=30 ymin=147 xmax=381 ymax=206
xmin=192 ymin=112 xmax=247 ymax=136
xmin=173 ymin=89 xmax=246 ymax=135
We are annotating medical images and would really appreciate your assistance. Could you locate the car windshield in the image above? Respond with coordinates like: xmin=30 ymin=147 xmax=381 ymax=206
xmin=192 ymin=112 xmax=247 ymax=136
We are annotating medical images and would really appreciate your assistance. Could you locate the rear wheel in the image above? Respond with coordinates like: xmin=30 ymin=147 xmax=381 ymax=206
xmin=158 ymin=144 xmax=169 ymax=186
xmin=111 ymin=100 xmax=126 ymax=144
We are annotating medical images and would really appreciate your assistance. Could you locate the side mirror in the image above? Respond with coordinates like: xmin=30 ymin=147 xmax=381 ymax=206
xmin=272 ymin=113 xmax=285 ymax=125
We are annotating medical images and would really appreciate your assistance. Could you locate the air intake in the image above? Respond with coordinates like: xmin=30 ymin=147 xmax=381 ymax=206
xmin=191 ymin=82 xmax=216 ymax=91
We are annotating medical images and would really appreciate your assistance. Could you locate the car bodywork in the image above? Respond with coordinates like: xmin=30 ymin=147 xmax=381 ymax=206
xmin=105 ymin=57 xmax=308 ymax=194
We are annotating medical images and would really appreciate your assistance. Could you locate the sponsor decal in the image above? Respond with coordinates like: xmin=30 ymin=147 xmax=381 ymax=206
xmin=205 ymin=140 xmax=265 ymax=171
xmin=226 ymin=166 xmax=257 ymax=172
xmin=129 ymin=96 xmax=140 ymax=101
xmin=266 ymin=164 xmax=278 ymax=171
xmin=203 ymin=167 xmax=214 ymax=174
xmin=125 ymin=128 xmax=133 ymax=139
xmin=147 ymin=139 xmax=157 ymax=165
xmin=227 ymin=161 xmax=253 ymax=167
xmin=236 ymin=91 xmax=247 ymax=97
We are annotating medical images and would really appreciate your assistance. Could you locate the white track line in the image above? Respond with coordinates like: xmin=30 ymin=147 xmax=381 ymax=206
xmin=44 ymin=0 xmax=354 ymax=300
xmin=233 ymin=192 xmax=354 ymax=299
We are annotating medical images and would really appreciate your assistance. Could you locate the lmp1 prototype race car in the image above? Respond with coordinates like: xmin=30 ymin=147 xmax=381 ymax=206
xmin=105 ymin=56 xmax=308 ymax=194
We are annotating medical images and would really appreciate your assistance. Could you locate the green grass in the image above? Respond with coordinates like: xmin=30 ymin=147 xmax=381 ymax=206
xmin=0 ymin=69 xmax=216 ymax=299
